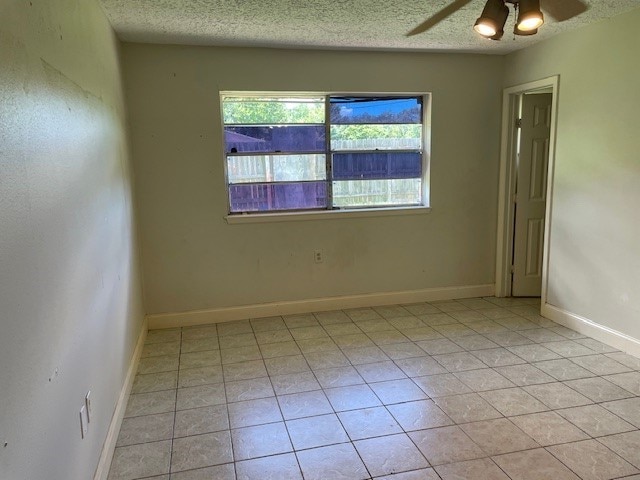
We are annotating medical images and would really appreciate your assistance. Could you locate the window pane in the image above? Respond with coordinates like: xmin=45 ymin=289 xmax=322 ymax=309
xmin=225 ymin=126 xmax=325 ymax=153
xmin=332 ymin=179 xmax=421 ymax=207
xmin=331 ymin=124 xmax=421 ymax=150
xmin=330 ymin=97 xmax=422 ymax=124
xmin=332 ymin=152 xmax=422 ymax=180
xmin=229 ymin=182 xmax=328 ymax=212
xmin=223 ymin=97 xmax=324 ymax=124
xmin=227 ymin=154 xmax=326 ymax=184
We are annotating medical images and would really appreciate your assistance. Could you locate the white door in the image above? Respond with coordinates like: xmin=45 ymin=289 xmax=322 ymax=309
xmin=512 ymin=92 xmax=552 ymax=297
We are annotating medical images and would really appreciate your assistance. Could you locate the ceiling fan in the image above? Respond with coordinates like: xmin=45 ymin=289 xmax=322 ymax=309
xmin=407 ymin=0 xmax=588 ymax=40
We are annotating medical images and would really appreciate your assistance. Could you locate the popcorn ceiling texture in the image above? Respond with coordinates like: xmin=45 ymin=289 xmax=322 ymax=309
xmin=99 ymin=0 xmax=640 ymax=53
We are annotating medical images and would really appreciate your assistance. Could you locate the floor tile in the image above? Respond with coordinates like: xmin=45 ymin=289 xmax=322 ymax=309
xmin=485 ymin=331 xmax=534 ymax=347
xmin=402 ymin=302 xmax=442 ymax=315
xmin=217 ymin=321 xmax=252 ymax=336
xmin=283 ymin=313 xmax=318 ymax=329
xmin=453 ymin=368 xmax=515 ymax=392
xmin=413 ymin=373 xmax=472 ymax=397
xmin=374 ymin=305 xmax=412 ymax=319
xmin=277 ymin=390 xmax=333 ymax=420
xmin=180 ymin=350 xmax=221 ymax=369
xmin=395 ymin=356 xmax=448 ymax=377
xmin=254 ymin=329 xmax=293 ymax=345
xmin=220 ymin=345 xmax=261 ymax=365
xmin=401 ymin=326 xmax=442 ymax=341
xmin=354 ymin=433 xmax=429 ymax=477
xmin=108 ymin=440 xmax=171 ymax=480
xmin=174 ymin=404 xmax=229 ymax=437
xmin=259 ymin=341 xmax=301 ymax=359
xmin=169 ymin=464 xmax=235 ymax=480
xmin=387 ymin=399 xmax=453 ymax=431
xmin=314 ymin=310 xmax=352 ymax=324
xmin=345 ymin=307 xmax=384 ymax=322
xmin=142 ymin=341 xmax=180 ymax=358
xmin=433 ymin=352 xmax=488 ymax=372
xmin=296 ymin=443 xmax=369 ymax=480
xmin=409 ymin=425 xmax=485 ymax=465
xmin=470 ymin=348 xmax=527 ymax=367
xmin=171 ymin=431 xmax=233 ymax=472
xmin=493 ymin=448 xmax=580 ymax=479
xmin=570 ymin=355 xmax=632 ymax=376
xmin=603 ymin=371 xmax=640 ymax=395
xmin=286 ymin=413 xmax=348 ymax=450
xmin=324 ymin=322 xmax=363 ymax=336
xmin=374 ymin=467 xmax=440 ymax=479
xmin=574 ymin=338 xmax=619 ymax=354
xmin=125 ymin=390 xmax=176 ymax=418
xmin=338 ymin=406 xmax=403 ymax=440
xmin=145 ymin=329 xmax=181 ymax=345
xmin=290 ymin=326 xmax=329 ymax=341
xmin=218 ymin=332 xmax=257 ymax=350
xmin=250 ymin=315 xmax=286 ymax=332
xmin=314 ymin=365 xmax=365 ymax=388
xmin=180 ymin=337 xmax=220 ymax=354
xmin=478 ymin=387 xmax=548 ymax=416
xmin=459 ymin=418 xmax=539 ymax=455
xmin=435 ymin=458 xmax=510 ymax=480
xmin=224 ymin=377 xmax=273 ymax=403
xmin=417 ymin=338 xmax=465 ymax=355
xmin=452 ymin=335 xmax=499 ymax=351
xmin=324 ymin=384 xmax=382 ymax=411
xmin=494 ymin=364 xmax=556 ymax=386
xmin=434 ymin=392 xmax=503 ymax=423
xmin=116 ymin=412 xmax=174 ymax=447
xmin=509 ymin=411 xmax=589 ymax=446
xmin=548 ymin=439 xmax=638 ymax=480
xmin=303 ymin=350 xmax=349 ymax=370
xmin=601 ymin=397 xmax=640 ymax=428
xmin=270 ymin=371 xmax=320 ymax=395
xmin=227 ymin=397 xmax=282 ymax=428
xmin=523 ymin=382 xmax=592 ymax=409
xmin=533 ymin=359 xmax=595 ymax=381
xmin=177 ymin=384 xmax=226 ymax=410
xmin=138 ymin=355 xmax=180 ymax=374
xmin=605 ymin=352 xmax=640 ymax=370
xmin=263 ymin=355 xmax=309 ymax=376
xmin=541 ymin=340 xmax=596 ymax=357
xmin=563 ymin=377 xmax=634 ymax=402
xmin=369 ymin=378 xmax=427 ymax=405
xmin=236 ymin=453 xmax=302 ymax=480
xmin=557 ymin=404 xmax=636 ymax=437
xmin=598 ymin=430 xmax=640 ymax=469
xmin=355 ymin=318 xmax=394 ymax=332
xmin=231 ymin=422 xmax=293 ymax=460
xmin=132 ymin=371 xmax=178 ymax=394
xmin=178 ymin=366 xmax=223 ymax=388
xmin=507 ymin=344 xmax=561 ymax=362
xmin=356 ymin=361 xmax=407 ymax=383
xmin=342 ymin=345 xmax=390 ymax=365
xmin=222 ymin=359 xmax=267 ymax=382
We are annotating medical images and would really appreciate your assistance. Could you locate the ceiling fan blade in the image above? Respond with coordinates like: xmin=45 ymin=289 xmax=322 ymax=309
xmin=542 ymin=0 xmax=588 ymax=22
xmin=406 ymin=0 xmax=476 ymax=36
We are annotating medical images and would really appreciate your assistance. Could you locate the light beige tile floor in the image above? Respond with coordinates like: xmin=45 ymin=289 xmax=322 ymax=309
xmin=107 ymin=297 xmax=640 ymax=480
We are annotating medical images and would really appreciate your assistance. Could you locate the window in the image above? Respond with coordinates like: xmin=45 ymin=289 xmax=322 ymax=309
xmin=222 ymin=93 xmax=429 ymax=215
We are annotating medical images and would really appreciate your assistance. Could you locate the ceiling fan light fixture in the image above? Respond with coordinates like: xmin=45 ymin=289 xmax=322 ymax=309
xmin=473 ymin=0 xmax=509 ymax=38
xmin=516 ymin=0 xmax=544 ymax=32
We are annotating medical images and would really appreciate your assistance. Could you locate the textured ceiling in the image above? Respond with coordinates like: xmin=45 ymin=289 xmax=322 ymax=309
xmin=100 ymin=0 xmax=640 ymax=54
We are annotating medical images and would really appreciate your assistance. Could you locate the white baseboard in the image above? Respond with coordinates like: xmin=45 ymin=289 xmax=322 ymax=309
xmin=93 ymin=318 xmax=148 ymax=480
xmin=147 ymin=284 xmax=495 ymax=329
xmin=542 ymin=303 xmax=640 ymax=358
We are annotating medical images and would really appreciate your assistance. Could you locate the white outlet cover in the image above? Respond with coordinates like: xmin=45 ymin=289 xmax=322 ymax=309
xmin=85 ymin=391 xmax=92 ymax=423
xmin=80 ymin=406 xmax=88 ymax=439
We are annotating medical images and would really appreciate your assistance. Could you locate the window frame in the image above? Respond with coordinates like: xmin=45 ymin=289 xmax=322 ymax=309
xmin=220 ymin=91 xmax=432 ymax=222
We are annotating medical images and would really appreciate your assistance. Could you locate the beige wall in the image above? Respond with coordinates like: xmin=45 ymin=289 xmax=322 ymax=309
xmin=504 ymin=8 xmax=640 ymax=338
xmin=0 ymin=1 xmax=144 ymax=479
xmin=122 ymin=44 xmax=504 ymax=315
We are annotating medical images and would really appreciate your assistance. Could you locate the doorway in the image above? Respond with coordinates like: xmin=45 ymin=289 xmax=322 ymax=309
xmin=495 ymin=76 xmax=559 ymax=304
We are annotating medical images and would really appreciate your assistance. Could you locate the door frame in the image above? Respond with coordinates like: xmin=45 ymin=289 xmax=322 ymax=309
xmin=495 ymin=75 xmax=559 ymax=303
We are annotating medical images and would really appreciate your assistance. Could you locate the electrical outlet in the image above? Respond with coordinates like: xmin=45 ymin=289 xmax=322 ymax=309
xmin=85 ymin=391 xmax=92 ymax=423
xmin=314 ymin=249 xmax=324 ymax=263
xmin=79 ymin=406 xmax=88 ymax=439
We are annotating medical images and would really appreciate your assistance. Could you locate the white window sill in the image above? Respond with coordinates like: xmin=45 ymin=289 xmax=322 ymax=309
xmin=225 ymin=206 xmax=431 ymax=224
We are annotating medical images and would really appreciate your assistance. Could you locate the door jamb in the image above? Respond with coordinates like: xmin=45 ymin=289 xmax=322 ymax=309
xmin=495 ymin=75 xmax=559 ymax=304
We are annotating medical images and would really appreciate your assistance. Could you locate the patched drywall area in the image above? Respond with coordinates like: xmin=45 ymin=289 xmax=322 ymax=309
xmin=122 ymin=45 xmax=504 ymax=315
xmin=504 ymin=8 xmax=640 ymax=339
xmin=0 ymin=1 xmax=144 ymax=479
